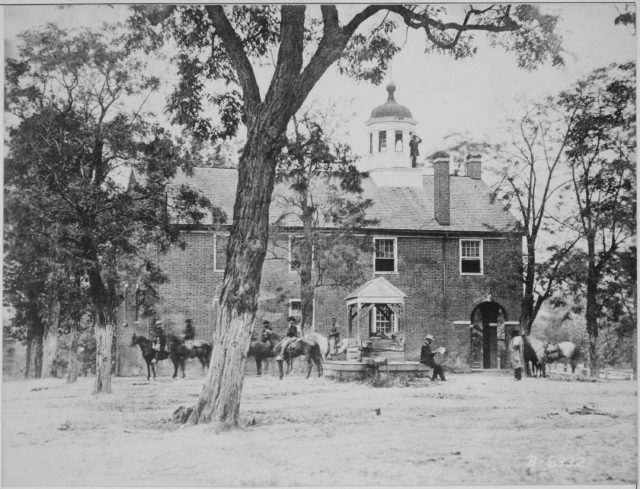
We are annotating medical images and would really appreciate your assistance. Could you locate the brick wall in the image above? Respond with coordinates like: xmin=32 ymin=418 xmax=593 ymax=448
xmin=115 ymin=229 xmax=522 ymax=375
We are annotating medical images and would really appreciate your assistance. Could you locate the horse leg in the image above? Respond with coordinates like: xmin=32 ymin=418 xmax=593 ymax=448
xmin=146 ymin=361 xmax=151 ymax=381
xmin=255 ymin=356 xmax=262 ymax=376
xmin=181 ymin=359 xmax=186 ymax=378
xmin=314 ymin=355 xmax=323 ymax=377
xmin=306 ymin=354 xmax=313 ymax=379
xmin=151 ymin=362 xmax=156 ymax=380
xmin=277 ymin=359 xmax=284 ymax=380
xmin=172 ymin=357 xmax=178 ymax=379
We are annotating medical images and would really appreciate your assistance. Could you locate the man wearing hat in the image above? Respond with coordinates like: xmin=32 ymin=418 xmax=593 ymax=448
xmin=420 ymin=335 xmax=446 ymax=381
xmin=510 ymin=329 xmax=524 ymax=380
xmin=184 ymin=318 xmax=195 ymax=349
xmin=276 ymin=317 xmax=299 ymax=361
xmin=261 ymin=320 xmax=275 ymax=347
xmin=152 ymin=320 xmax=166 ymax=363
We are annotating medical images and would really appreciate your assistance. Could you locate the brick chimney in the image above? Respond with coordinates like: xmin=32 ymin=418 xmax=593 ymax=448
xmin=432 ymin=151 xmax=450 ymax=226
xmin=466 ymin=153 xmax=482 ymax=180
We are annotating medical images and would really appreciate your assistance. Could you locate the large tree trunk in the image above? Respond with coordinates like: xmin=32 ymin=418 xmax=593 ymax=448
xmin=188 ymin=129 xmax=285 ymax=426
xmin=519 ymin=243 xmax=536 ymax=335
xmin=24 ymin=332 xmax=33 ymax=379
xmin=585 ymin=238 xmax=599 ymax=377
xmin=42 ymin=299 xmax=60 ymax=378
xmin=34 ymin=332 xmax=44 ymax=378
xmin=93 ymin=322 xmax=114 ymax=394
xmin=67 ymin=324 xmax=80 ymax=383
xmin=299 ymin=192 xmax=315 ymax=335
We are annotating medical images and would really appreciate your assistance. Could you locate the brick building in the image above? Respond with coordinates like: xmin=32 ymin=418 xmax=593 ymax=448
xmin=117 ymin=83 xmax=522 ymax=375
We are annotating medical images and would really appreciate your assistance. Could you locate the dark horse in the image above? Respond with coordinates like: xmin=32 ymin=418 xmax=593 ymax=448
xmin=131 ymin=333 xmax=170 ymax=380
xmin=274 ymin=337 xmax=323 ymax=380
xmin=131 ymin=333 xmax=212 ymax=380
xmin=167 ymin=335 xmax=213 ymax=378
xmin=247 ymin=334 xmax=280 ymax=376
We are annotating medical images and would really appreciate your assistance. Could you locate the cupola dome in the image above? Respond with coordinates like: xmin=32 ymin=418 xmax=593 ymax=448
xmin=370 ymin=82 xmax=413 ymax=119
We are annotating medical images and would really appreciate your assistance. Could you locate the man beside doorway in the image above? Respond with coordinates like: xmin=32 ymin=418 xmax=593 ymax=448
xmin=420 ymin=335 xmax=446 ymax=381
xmin=510 ymin=329 xmax=524 ymax=380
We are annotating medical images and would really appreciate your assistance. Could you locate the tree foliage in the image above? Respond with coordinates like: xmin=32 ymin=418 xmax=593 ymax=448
xmin=268 ymin=110 xmax=377 ymax=332
xmin=556 ymin=61 xmax=636 ymax=374
xmin=4 ymin=23 xmax=220 ymax=392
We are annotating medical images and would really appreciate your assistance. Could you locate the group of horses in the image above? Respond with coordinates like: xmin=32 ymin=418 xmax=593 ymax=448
xmin=131 ymin=333 xmax=213 ymax=380
xmin=248 ymin=331 xmax=347 ymax=380
xmin=131 ymin=328 xmax=345 ymax=381
xmin=522 ymin=335 xmax=582 ymax=377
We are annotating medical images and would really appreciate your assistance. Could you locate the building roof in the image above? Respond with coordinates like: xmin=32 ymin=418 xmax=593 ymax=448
xmin=170 ymin=167 xmax=517 ymax=234
xmin=345 ymin=277 xmax=407 ymax=305
xmin=369 ymin=83 xmax=413 ymax=119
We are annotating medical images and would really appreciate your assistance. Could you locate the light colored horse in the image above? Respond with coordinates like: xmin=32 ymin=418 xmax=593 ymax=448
xmin=545 ymin=341 xmax=581 ymax=374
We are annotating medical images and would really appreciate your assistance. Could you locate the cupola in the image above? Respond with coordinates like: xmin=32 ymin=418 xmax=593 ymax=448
xmin=361 ymin=83 xmax=419 ymax=177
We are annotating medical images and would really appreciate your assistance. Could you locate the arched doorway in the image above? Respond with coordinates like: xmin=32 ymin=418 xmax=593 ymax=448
xmin=470 ymin=301 xmax=507 ymax=369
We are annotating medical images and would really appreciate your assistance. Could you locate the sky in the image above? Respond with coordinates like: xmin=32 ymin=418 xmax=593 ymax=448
xmin=3 ymin=3 xmax=637 ymax=158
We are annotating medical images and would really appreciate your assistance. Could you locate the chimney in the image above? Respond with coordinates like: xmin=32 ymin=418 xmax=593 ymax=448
xmin=466 ymin=153 xmax=482 ymax=180
xmin=432 ymin=151 xmax=450 ymax=226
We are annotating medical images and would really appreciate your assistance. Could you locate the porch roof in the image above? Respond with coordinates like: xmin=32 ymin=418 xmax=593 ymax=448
xmin=344 ymin=277 xmax=407 ymax=306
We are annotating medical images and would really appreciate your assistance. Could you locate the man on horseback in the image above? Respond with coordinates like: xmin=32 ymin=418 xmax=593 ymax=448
xmin=152 ymin=320 xmax=166 ymax=364
xmin=184 ymin=318 xmax=195 ymax=349
xmin=261 ymin=320 xmax=275 ymax=347
xmin=276 ymin=316 xmax=299 ymax=361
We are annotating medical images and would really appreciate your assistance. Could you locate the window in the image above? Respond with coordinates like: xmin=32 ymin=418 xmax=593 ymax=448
xmin=395 ymin=131 xmax=403 ymax=152
xmin=460 ymin=239 xmax=483 ymax=275
xmin=371 ymin=306 xmax=396 ymax=336
xmin=289 ymin=299 xmax=301 ymax=319
xmin=378 ymin=131 xmax=387 ymax=152
xmin=214 ymin=234 xmax=228 ymax=272
xmin=374 ymin=237 xmax=396 ymax=273
xmin=369 ymin=133 xmax=373 ymax=154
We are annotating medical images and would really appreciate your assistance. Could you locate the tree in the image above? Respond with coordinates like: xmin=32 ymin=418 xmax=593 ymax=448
xmin=268 ymin=111 xmax=377 ymax=333
xmin=557 ymin=61 xmax=636 ymax=375
xmin=4 ymin=24 xmax=217 ymax=393
xmin=131 ymin=4 xmax=564 ymax=425
xmin=491 ymin=101 xmax=581 ymax=335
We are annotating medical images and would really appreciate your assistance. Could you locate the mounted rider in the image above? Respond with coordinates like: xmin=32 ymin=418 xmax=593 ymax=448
xmin=184 ymin=318 xmax=195 ymax=349
xmin=261 ymin=320 xmax=275 ymax=347
xmin=276 ymin=316 xmax=299 ymax=361
xmin=152 ymin=320 xmax=166 ymax=364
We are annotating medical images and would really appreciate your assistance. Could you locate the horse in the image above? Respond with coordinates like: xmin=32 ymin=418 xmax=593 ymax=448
xmin=544 ymin=341 xmax=582 ymax=374
xmin=247 ymin=334 xmax=280 ymax=376
xmin=131 ymin=333 xmax=170 ymax=380
xmin=305 ymin=332 xmax=348 ymax=359
xmin=274 ymin=337 xmax=323 ymax=380
xmin=166 ymin=334 xmax=213 ymax=379
xmin=523 ymin=335 xmax=547 ymax=378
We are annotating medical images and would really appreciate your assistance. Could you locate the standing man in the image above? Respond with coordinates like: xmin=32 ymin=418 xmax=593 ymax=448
xmin=328 ymin=317 xmax=340 ymax=357
xmin=420 ymin=335 xmax=446 ymax=381
xmin=152 ymin=320 xmax=166 ymax=363
xmin=409 ymin=134 xmax=423 ymax=168
xmin=510 ymin=329 xmax=524 ymax=380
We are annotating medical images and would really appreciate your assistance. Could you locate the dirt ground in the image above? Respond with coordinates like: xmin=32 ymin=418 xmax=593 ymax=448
xmin=3 ymin=365 xmax=637 ymax=486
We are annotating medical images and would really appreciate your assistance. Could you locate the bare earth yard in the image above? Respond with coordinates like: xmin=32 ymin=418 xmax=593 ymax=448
xmin=3 ymin=367 xmax=637 ymax=486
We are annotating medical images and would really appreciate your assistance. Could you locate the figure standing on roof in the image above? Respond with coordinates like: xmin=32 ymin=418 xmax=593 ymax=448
xmin=409 ymin=134 xmax=423 ymax=168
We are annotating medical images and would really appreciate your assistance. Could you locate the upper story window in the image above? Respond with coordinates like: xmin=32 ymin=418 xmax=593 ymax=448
xmin=460 ymin=239 xmax=483 ymax=275
xmin=214 ymin=234 xmax=228 ymax=272
xmin=378 ymin=131 xmax=387 ymax=152
xmin=374 ymin=237 xmax=397 ymax=273
xmin=395 ymin=131 xmax=403 ymax=152
xmin=289 ymin=299 xmax=301 ymax=319
xmin=289 ymin=235 xmax=303 ymax=272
